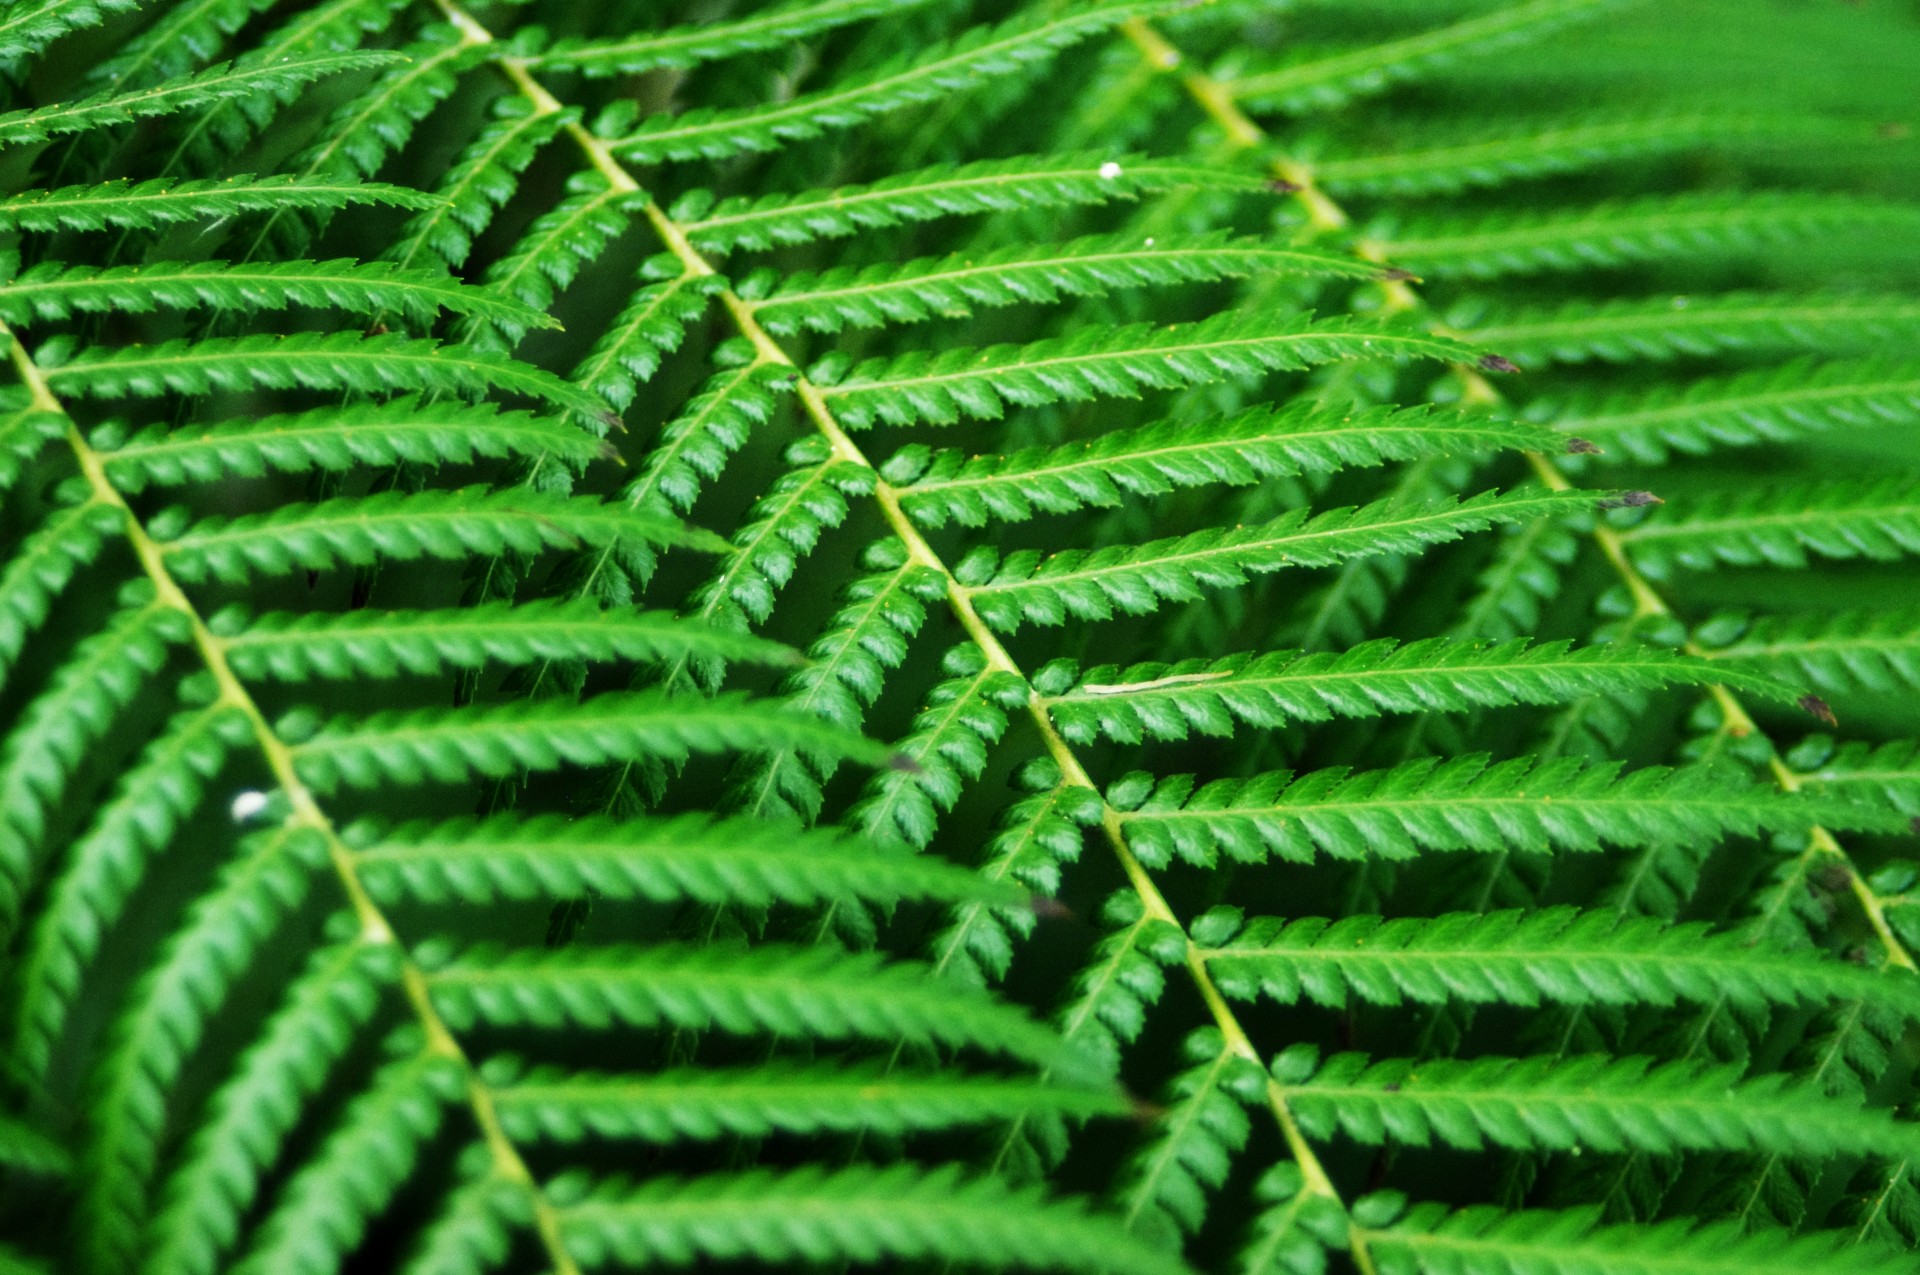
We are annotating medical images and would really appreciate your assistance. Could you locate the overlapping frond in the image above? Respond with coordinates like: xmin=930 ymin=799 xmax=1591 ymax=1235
xmin=5 ymin=0 xmax=1918 ymax=1272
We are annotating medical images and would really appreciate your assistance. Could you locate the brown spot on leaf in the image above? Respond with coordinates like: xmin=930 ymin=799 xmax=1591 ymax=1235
xmin=1799 ymin=694 xmax=1838 ymax=727
xmin=1476 ymin=354 xmax=1522 ymax=375
xmin=1267 ymin=178 xmax=1303 ymax=194
xmin=1596 ymin=490 xmax=1661 ymax=510
xmin=1565 ymin=437 xmax=1602 ymax=455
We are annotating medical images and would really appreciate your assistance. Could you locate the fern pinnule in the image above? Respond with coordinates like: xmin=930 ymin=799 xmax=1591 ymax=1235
xmin=677 ymin=151 xmax=1273 ymax=253
xmin=1040 ymin=636 xmax=1802 ymax=743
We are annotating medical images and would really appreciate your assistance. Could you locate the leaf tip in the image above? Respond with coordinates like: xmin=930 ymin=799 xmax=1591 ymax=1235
xmin=1476 ymin=353 xmax=1522 ymax=375
xmin=1596 ymin=490 xmax=1661 ymax=510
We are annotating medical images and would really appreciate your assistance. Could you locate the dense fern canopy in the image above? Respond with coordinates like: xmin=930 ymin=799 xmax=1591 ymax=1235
xmin=1 ymin=1 xmax=1918 ymax=1273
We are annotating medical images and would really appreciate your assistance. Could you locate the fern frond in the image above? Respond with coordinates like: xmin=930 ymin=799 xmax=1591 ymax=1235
xmin=546 ymin=1164 xmax=1185 ymax=1275
xmin=462 ymin=173 xmax=644 ymax=349
xmin=0 ymin=597 xmax=191 ymax=884
xmin=0 ymin=498 xmax=121 ymax=691
xmin=1229 ymin=0 xmax=1639 ymax=113
xmin=1802 ymin=740 xmax=1920 ymax=816
xmin=140 ymin=940 xmax=396 ymax=1275
xmin=1115 ymin=1030 xmax=1257 ymax=1247
xmin=9 ymin=705 xmax=249 ymax=1078
xmin=228 ymin=1043 xmax=463 ymax=1275
xmin=0 ymin=51 xmax=394 ymax=146
xmin=1463 ymin=293 xmax=1920 ymax=368
xmin=727 ymin=541 xmax=945 ymax=822
xmin=0 ymin=174 xmax=437 ymax=233
xmin=821 ymin=313 xmax=1489 ymax=428
xmin=1205 ymin=908 xmax=1920 ymax=1016
xmin=0 ymin=1114 xmax=67 ymax=1177
xmin=931 ymin=767 xmax=1100 ymax=988
xmin=529 ymin=0 xmax=934 ymax=77
xmin=1385 ymin=194 xmax=1920 ymax=281
xmin=81 ymin=0 xmax=280 ymax=91
xmin=1109 ymin=755 xmax=1886 ymax=868
xmin=285 ymin=689 xmax=891 ymax=791
xmin=1534 ymin=358 xmax=1920 ymax=466
xmin=383 ymin=98 xmax=574 ymax=273
xmin=216 ymin=601 xmax=792 ymax=682
xmin=1373 ymin=1204 xmax=1913 ymax=1275
xmin=1700 ymin=609 xmax=1920 ymax=698
xmin=619 ymin=362 xmax=789 ymax=516
xmin=484 ymin=1058 xmax=1118 ymax=1144
xmin=153 ymin=487 xmax=710 ymax=584
xmin=94 ymin=398 xmax=604 ymax=492
xmin=1272 ymin=1048 xmax=1920 ymax=1160
xmin=40 ymin=332 xmax=615 ymax=428
xmin=962 ymin=489 xmax=1590 ymax=631
xmin=0 ymin=408 xmax=64 ymax=496
xmin=570 ymin=270 xmax=728 ymax=412
xmin=1314 ymin=113 xmax=1844 ymax=198
xmin=0 ymin=258 xmax=553 ymax=330
xmin=1620 ymin=478 xmax=1920 ymax=575
xmin=1038 ymin=636 xmax=1797 ymax=744
xmin=79 ymin=828 xmax=330 ymax=1274
xmin=0 ymin=0 xmax=142 ymax=62
xmin=421 ymin=942 xmax=1081 ymax=1074
xmin=346 ymin=812 xmax=1012 ymax=909
xmin=849 ymin=644 xmax=1027 ymax=849
xmin=746 ymin=232 xmax=1388 ymax=336
xmin=613 ymin=0 xmax=1166 ymax=165
xmin=679 ymin=152 xmax=1268 ymax=253
xmin=891 ymin=404 xmax=1557 ymax=528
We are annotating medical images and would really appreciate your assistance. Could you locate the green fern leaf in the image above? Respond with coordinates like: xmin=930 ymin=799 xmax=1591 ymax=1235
xmin=746 ymin=231 xmax=1390 ymax=336
xmin=529 ymin=0 xmax=937 ymax=77
xmin=1620 ymin=478 xmax=1920 ymax=575
xmin=679 ymin=152 xmax=1269 ymax=254
xmin=152 ymin=488 xmax=712 ymax=584
xmin=284 ymin=689 xmax=892 ymax=791
xmin=1700 ymin=609 xmax=1920 ymax=698
xmin=420 ymin=941 xmax=1082 ymax=1074
xmin=0 ymin=174 xmax=437 ymax=233
xmin=346 ymin=811 xmax=1013 ymax=909
xmin=818 ymin=312 xmax=1490 ymax=428
xmin=1373 ymin=1204 xmax=1914 ymax=1275
xmin=0 ymin=258 xmax=553 ymax=330
xmin=1109 ymin=755 xmax=1889 ymax=868
xmin=1205 ymin=907 xmax=1920 ymax=1016
xmin=1534 ymin=357 xmax=1920 ymax=466
xmin=1273 ymin=1048 xmax=1920 ymax=1161
xmin=612 ymin=0 xmax=1169 ymax=165
xmin=483 ymin=1058 xmax=1119 ymax=1144
xmin=545 ymin=1164 xmax=1188 ymax=1275
xmin=1462 ymin=293 xmax=1920 ymax=367
xmin=1229 ymin=0 xmax=1640 ymax=114
xmin=93 ymin=398 xmax=605 ymax=492
xmin=215 ymin=600 xmax=792 ymax=682
xmin=0 ymin=51 xmax=394 ymax=145
xmin=891 ymin=404 xmax=1558 ymax=528
xmin=1038 ymin=636 xmax=1798 ymax=744
xmin=963 ymin=490 xmax=1592 ymax=631
xmin=1384 ymin=194 xmax=1920 ymax=281
xmin=1314 ymin=113 xmax=1846 ymax=198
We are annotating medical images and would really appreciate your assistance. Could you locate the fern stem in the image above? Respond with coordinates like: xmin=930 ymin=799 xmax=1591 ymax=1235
xmin=441 ymin=0 xmax=1361 ymax=1243
xmin=0 ymin=321 xmax=585 ymax=1275
xmin=1127 ymin=14 xmax=1918 ymax=978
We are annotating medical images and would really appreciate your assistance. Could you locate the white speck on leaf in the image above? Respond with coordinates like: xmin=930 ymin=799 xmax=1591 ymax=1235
xmin=1099 ymin=161 xmax=1123 ymax=179
xmin=230 ymin=790 xmax=270 ymax=822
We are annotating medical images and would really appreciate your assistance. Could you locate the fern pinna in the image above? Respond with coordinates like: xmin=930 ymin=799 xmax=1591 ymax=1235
xmin=0 ymin=0 xmax=1917 ymax=1272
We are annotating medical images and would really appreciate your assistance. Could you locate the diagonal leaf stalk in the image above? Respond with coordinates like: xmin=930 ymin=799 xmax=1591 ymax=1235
xmin=438 ymin=0 xmax=1366 ymax=1261
xmin=0 ymin=320 xmax=585 ymax=1275
xmin=1121 ymin=15 xmax=1917 ymax=976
